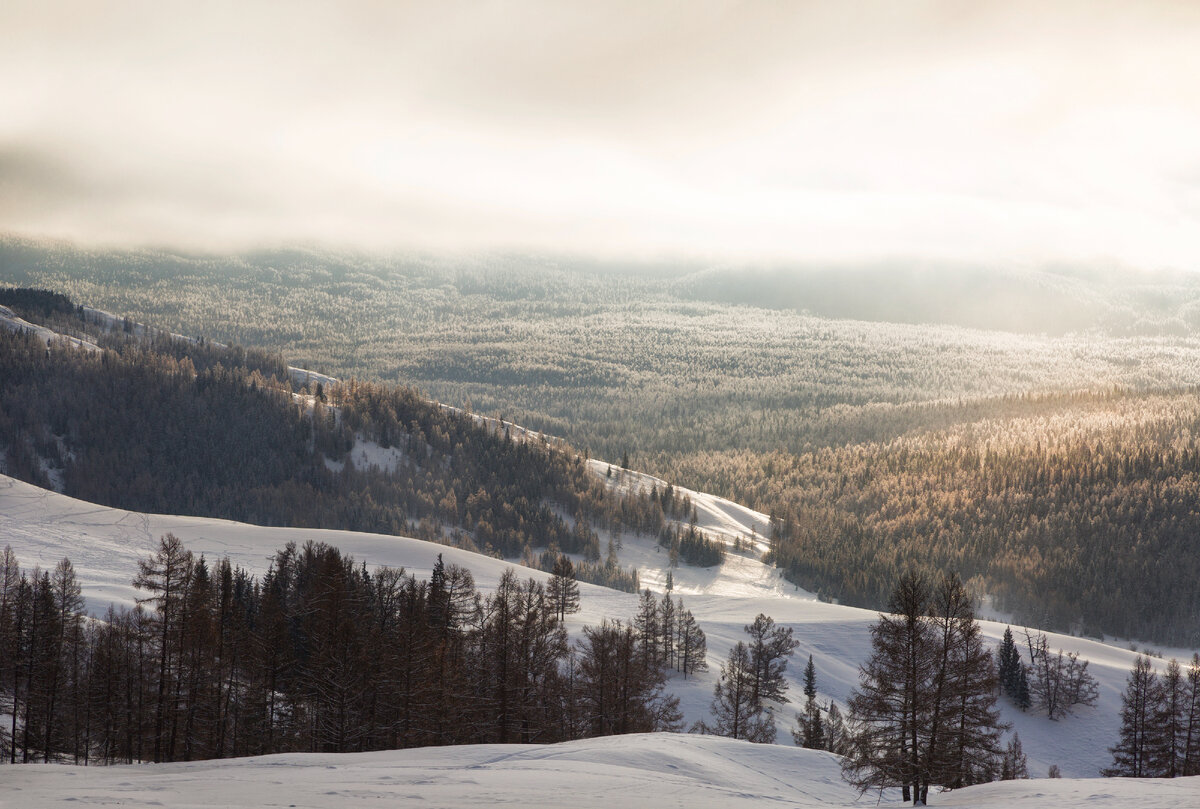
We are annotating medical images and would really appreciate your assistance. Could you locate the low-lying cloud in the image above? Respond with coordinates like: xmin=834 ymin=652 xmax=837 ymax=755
xmin=2 ymin=0 xmax=1199 ymax=269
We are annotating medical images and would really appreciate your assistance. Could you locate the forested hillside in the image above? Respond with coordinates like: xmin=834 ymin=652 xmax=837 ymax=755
xmin=0 ymin=294 xmax=672 ymax=590
xmin=6 ymin=242 xmax=1200 ymax=646
xmin=677 ymin=390 xmax=1200 ymax=645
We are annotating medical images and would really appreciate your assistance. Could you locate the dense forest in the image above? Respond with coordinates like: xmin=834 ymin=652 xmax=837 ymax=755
xmin=0 ymin=537 xmax=703 ymax=764
xmin=6 ymin=243 xmax=1200 ymax=645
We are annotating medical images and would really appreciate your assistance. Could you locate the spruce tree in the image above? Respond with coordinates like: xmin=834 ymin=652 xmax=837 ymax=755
xmin=997 ymin=627 xmax=1029 ymax=709
xmin=798 ymin=654 xmax=824 ymax=749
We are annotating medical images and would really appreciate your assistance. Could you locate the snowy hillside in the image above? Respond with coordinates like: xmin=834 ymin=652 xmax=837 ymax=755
xmin=0 ymin=472 xmax=1181 ymax=780
xmin=3 ymin=732 xmax=1197 ymax=809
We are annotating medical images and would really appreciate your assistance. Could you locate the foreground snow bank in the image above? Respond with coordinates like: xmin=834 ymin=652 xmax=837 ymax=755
xmin=0 ymin=734 xmax=853 ymax=809
xmin=4 ymin=733 xmax=1198 ymax=809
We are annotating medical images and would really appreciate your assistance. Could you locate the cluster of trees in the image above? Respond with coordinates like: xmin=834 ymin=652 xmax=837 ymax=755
xmin=631 ymin=589 xmax=708 ymax=680
xmin=0 ymin=537 xmax=691 ymax=765
xmin=695 ymin=614 xmax=797 ymax=744
xmin=657 ymin=523 xmax=726 ymax=568
xmin=793 ymin=655 xmax=848 ymax=755
xmin=1105 ymin=654 xmax=1200 ymax=778
xmin=996 ymin=627 xmax=1098 ymax=720
xmin=841 ymin=572 xmax=1009 ymax=804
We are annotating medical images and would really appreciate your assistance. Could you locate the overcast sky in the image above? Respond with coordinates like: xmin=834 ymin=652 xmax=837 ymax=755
xmin=2 ymin=0 xmax=1200 ymax=268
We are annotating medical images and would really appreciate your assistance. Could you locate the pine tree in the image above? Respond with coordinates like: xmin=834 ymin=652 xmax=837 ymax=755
xmin=1104 ymin=656 xmax=1159 ymax=777
xmin=997 ymin=627 xmax=1029 ymax=709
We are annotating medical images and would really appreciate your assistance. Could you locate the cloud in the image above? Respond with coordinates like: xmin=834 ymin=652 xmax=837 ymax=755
xmin=2 ymin=0 xmax=1200 ymax=268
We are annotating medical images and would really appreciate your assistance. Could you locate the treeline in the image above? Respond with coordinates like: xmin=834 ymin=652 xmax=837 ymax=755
xmin=0 ymin=300 xmax=685 ymax=584
xmin=0 ymin=537 xmax=700 ymax=764
xmin=1106 ymin=654 xmax=1200 ymax=778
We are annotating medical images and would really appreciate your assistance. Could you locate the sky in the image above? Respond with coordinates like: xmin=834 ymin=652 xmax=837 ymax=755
xmin=3 ymin=0 xmax=1200 ymax=269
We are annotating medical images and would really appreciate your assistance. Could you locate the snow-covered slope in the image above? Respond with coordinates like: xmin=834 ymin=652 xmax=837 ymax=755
xmin=3 ymin=733 xmax=1197 ymax=809
xmin=0 ymin=473 xmax=1179 ymax=780
xmin=589 ymin=460 xmax=803 ymax=599
xmin=0 ymin=304 xmax=101 ymax=352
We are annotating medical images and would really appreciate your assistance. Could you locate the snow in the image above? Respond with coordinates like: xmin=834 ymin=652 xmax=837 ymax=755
xmin=2 ymin=733 xmax=1198 ymax=808
xmin=588 ymin=460 xmax=807 ymax=600
xmin=288 ymin=365 xmax=339 ymax=391
xmin=343 ymin=435 xmax=410 ymax=475
xmin=0 ymin=472 xmax=1186 ymax=783
xmin=0 ymin=305 xmax=101 ymax=353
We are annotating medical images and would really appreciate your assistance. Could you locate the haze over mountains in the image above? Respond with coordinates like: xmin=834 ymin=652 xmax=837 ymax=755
xmin=3 ymin=246 xmax=1200 ymax=807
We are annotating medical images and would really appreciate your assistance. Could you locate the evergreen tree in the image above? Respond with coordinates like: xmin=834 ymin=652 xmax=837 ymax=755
xmin=744 ymin=613 xmax=798 ymax=708
xmin=547 ymin=555 xmax=580 ymax=622
xmin=1000 ymin=733 xmax=1029 ymax=780
xmin=842 ymin=572 xmax=1006 ymax=804
xmin=702 ymin=642 xmax=776 ymax=743
xmin=1104 ymin=656 xmax=1159 ymax=777
xmin=996 ymin=627 xmax=1029 ymax=709
xmin=796 ymin=655 xmax=825 ymax=749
